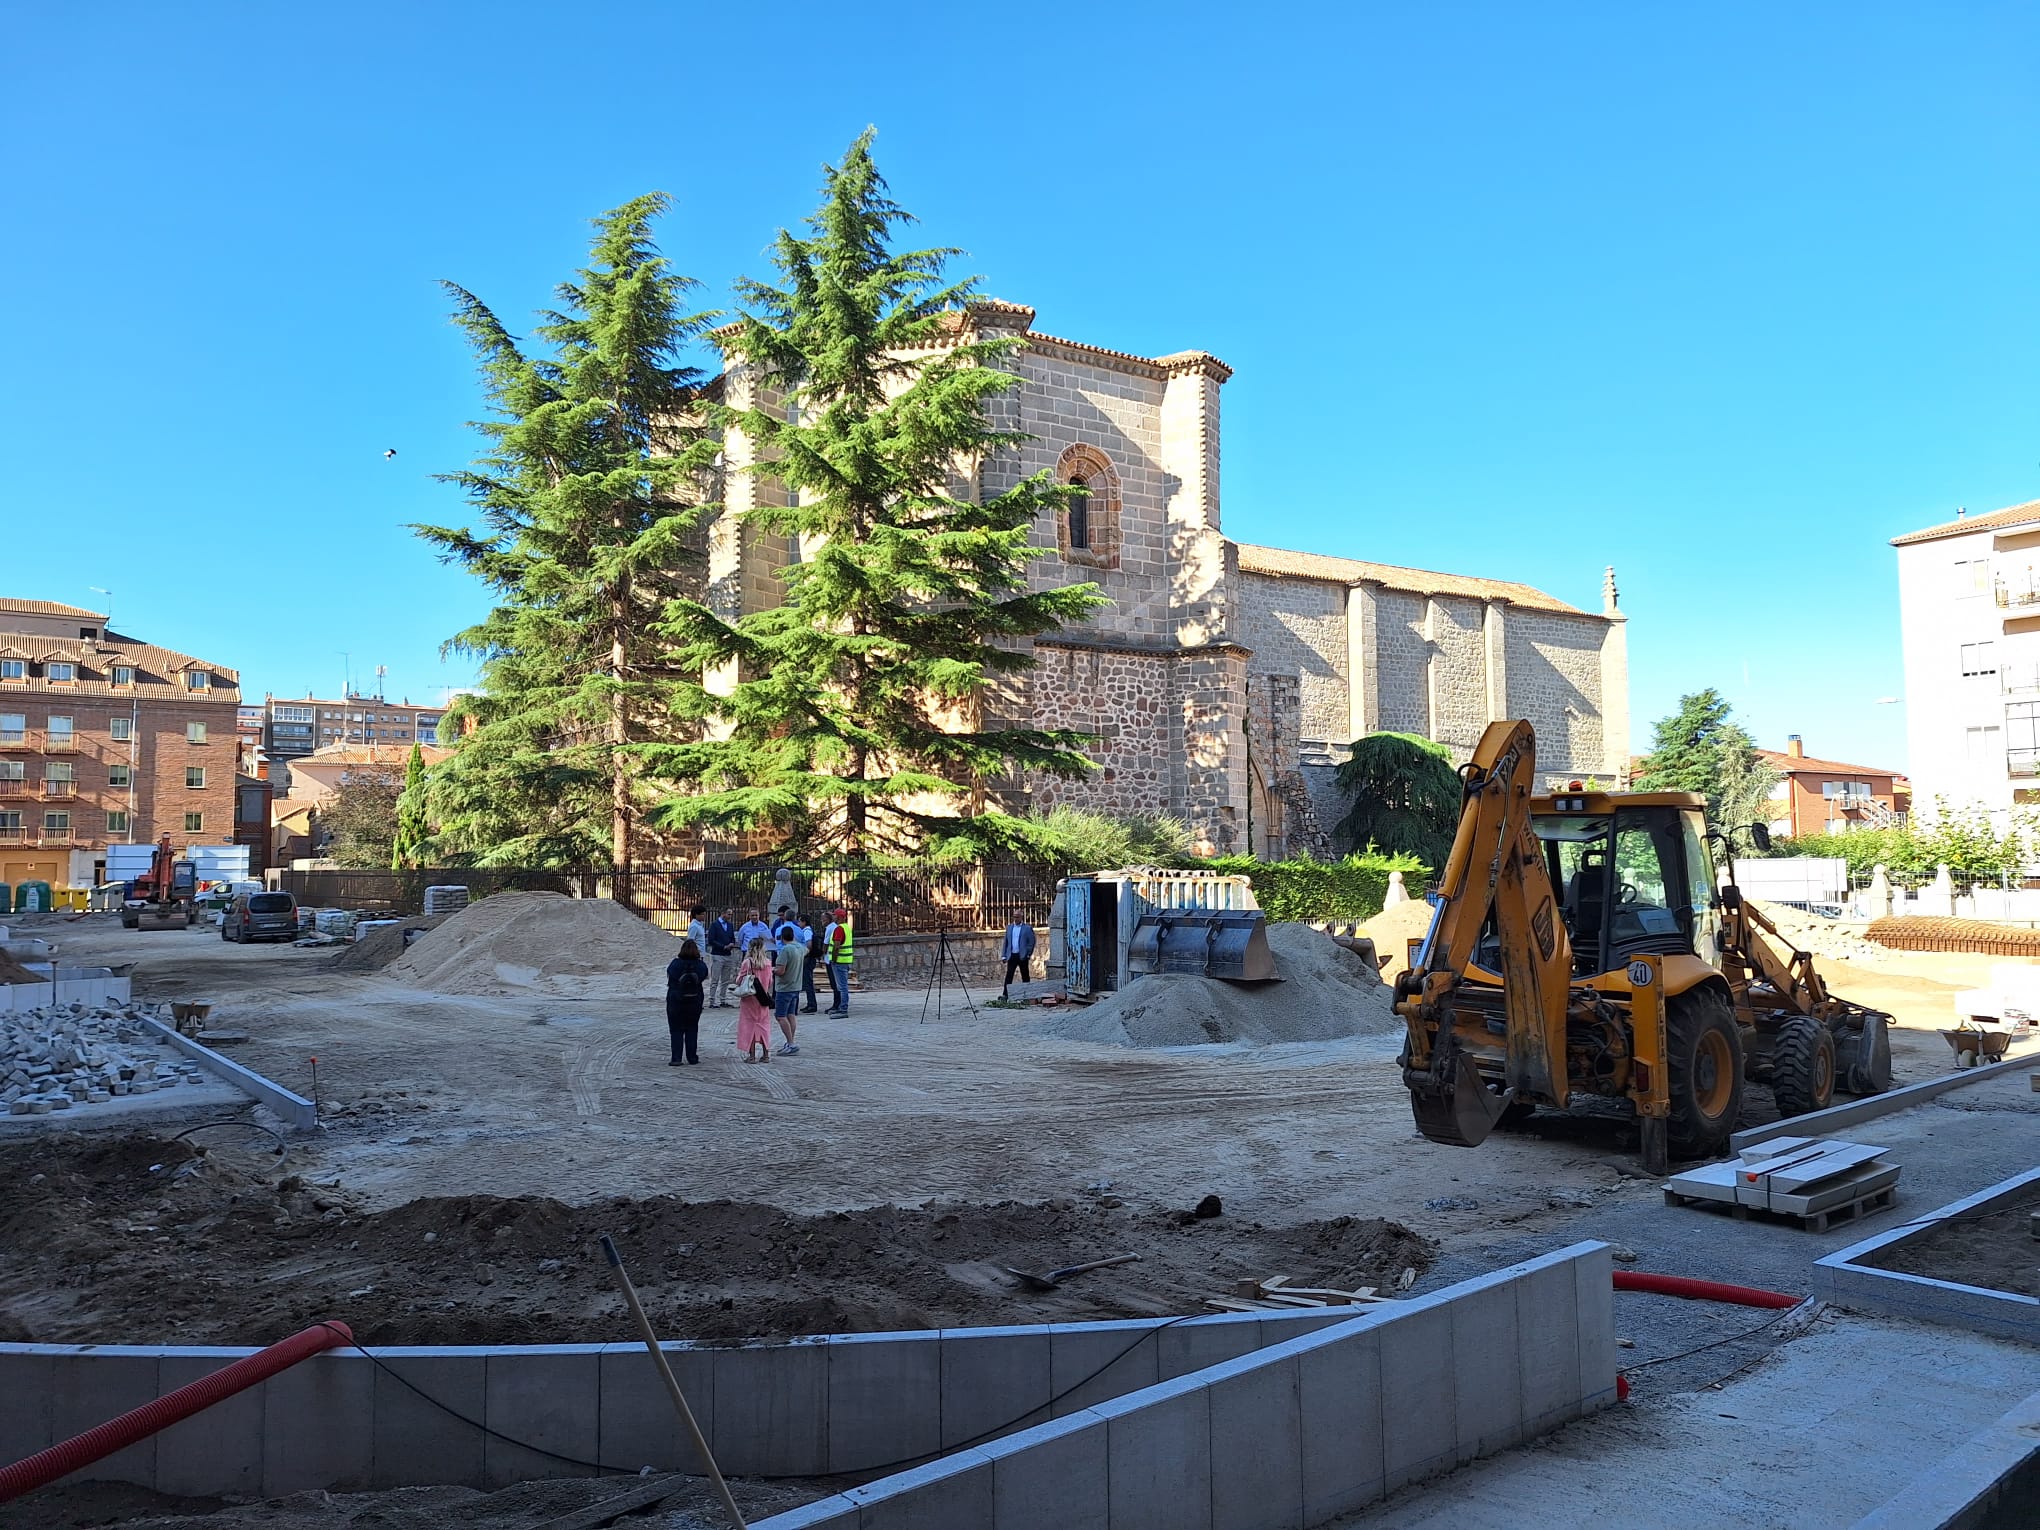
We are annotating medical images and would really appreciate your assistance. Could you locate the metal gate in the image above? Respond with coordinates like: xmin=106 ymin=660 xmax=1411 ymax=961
xmin=1065 ymin=876 xmax=1092 ymax=997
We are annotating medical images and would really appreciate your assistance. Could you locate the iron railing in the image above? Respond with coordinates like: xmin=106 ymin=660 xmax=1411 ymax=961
xmin=278 ymin=861 xmax=1063 ymax=933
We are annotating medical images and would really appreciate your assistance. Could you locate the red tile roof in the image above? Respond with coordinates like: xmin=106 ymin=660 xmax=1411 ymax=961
xmin=1890 ymin=498 xmax=2040 ymax=546
xmin=1755 ymin=748 xmax=1905 ymax=781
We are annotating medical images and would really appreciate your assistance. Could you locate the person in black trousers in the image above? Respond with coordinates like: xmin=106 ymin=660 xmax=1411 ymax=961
xmin=665 ymin=938 xmax=708 ymax=1066
xmin=800 ymin=912 xmax=821 ymax=1013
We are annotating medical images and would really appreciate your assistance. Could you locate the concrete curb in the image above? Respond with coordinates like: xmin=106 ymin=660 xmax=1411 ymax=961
xmin=1813 ymin=1166 xmax=2040 ymax=1345
xmin=138 ymin=1019 xmax=317 ymax=1130
xmin=1728 ymin=1056 xmax=2027 ymax=1151
xmin=1850 ymin=1385 xmax=2040 ymax=1529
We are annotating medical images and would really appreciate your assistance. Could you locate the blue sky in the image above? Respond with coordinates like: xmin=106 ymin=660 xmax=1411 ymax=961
xmin=5 ymin=3 xmax=2035 ymax=771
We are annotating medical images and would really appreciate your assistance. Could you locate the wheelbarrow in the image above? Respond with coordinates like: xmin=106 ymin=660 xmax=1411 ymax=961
xmin=1941 ymin=1025 xmax=2013 ymax=1069
xmin=170 ymin=1001 xmax=213 ymax=1037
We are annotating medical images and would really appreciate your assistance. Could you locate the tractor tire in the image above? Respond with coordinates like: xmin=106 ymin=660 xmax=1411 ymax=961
xmin=1770 ymin=1016 xmax=1836 ymax=1118
xmin=1667 ymin=986 xmax=1744 ymax=1159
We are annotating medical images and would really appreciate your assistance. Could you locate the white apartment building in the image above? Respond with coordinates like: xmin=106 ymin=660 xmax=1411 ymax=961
xmin=1893 ymin=497 xmax=2040 ymax=820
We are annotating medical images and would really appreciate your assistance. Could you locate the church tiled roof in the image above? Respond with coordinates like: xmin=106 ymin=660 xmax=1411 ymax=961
xmin=1231 ymin=544 xmax=1591 ymax=616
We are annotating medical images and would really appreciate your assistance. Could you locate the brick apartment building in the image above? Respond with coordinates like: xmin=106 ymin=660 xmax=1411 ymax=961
xmin=258 ymin=693 xmax=446 ymax=769
xmin=0 ymin=598 xmax=241 ymax=888
xmin=1756 ymin=735 xmax=1911 ymax=839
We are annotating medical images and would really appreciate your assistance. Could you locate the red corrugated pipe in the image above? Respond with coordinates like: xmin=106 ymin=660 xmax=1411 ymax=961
xmin=1613 ymin=1271 xmax=1801 ymax=1309
xmin=0 ymin=1320 xmax=353 ymax=1503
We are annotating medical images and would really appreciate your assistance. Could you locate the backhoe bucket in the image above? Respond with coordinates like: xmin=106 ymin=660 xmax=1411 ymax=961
xmin=1406 ymin=1048 xmax=1514 ymax=1148
xmin=1127 ymin=910 xmax=1277 ymax=983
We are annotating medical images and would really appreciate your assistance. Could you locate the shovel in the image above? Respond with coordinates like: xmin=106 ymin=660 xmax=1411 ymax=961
xmin=1003 ymin=1253 xmax=1140 ymax=1292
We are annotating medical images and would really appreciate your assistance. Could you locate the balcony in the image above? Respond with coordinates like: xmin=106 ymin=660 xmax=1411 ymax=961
xmin=2003 ymin=665 xmax=2040 ymax=695
xmin=0 ymin=778 xmax=25 ymax=797
xmin=42 ymin=733 xmax=79 ymax=754
xmin=0 ymin=731 xmax=25 ymax=751
xmin=0 ymin=826 xmax=23 ymax=843
xmin=2009 ymin=749 xmax=2040 ymax=778
xmin=1996 ymin=579 xmax=2040 ymax=610
xmin=38 ymin=829 xmax=75 ymax=845
xmin=40 ymin=781 xmax=75 ymax=798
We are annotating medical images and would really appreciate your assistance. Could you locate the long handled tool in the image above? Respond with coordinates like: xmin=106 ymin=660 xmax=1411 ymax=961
xmin=1002 ymin=1253 xmax=1140 ymax=1292
xmin=599 ymin=1235 xmax=746 ymax=1530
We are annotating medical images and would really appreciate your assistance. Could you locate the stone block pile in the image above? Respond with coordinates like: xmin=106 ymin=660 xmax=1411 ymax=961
xmin=2 ymin=1001 xmax=206 ymax=1116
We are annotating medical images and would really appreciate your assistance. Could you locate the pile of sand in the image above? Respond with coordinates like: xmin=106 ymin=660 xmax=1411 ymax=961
xmin=329 ymin=914 xmax=446 ymax=973
xmin=1040 ymin=922 xmax=1398 ymax=1048
xmin=1360 ymin=898 xmax=1435 ymax=983
xmin=0 ymin=951 xmax=48 ymax=986
xmin=381 ymin=892 xmax=678 ymax=998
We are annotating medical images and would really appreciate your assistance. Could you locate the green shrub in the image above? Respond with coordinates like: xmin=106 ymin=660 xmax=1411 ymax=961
xmin=1204 ymin=849 xmax=1429 ymax=923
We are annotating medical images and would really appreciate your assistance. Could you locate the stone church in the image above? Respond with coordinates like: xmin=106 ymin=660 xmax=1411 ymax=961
xmin=706 ymin=302 xmax=1629 ymax=858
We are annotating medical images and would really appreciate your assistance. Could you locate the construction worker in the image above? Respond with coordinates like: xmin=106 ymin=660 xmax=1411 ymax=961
xmin=822 ymin=906 xmax=854 ymax=1015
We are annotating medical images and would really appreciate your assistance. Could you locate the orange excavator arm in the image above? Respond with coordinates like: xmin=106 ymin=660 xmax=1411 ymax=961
xmin=1395 ymin=720 xmax=1573 ymax=1146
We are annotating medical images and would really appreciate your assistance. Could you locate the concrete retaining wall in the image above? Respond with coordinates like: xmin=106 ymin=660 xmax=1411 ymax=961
xmin=1815 ymin=1167 xmax=2040 ymax=1344
xmin=756 ymin=1242 xmax=1616 ymax=1529
xmin=1 ymin=1246 xmax=1613 ymax=1514
xmin=1852 ymin=1386 xmax=2040 ymax=1530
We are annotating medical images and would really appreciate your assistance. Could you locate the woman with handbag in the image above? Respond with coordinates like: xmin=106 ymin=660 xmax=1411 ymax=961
xmin=735 ymin=936 xmax=775 ymax=1063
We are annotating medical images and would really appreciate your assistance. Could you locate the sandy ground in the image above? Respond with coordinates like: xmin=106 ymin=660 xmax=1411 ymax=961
xmin=1873 ymin=1182 xmax=2040 ymax=1296
xmin=5 ymin=915 xmax=2026 ymax=1333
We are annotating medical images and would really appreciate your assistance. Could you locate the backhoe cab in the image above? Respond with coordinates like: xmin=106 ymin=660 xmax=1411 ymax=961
xmin=1395 ymin=720 xmax=1891 ymax=1171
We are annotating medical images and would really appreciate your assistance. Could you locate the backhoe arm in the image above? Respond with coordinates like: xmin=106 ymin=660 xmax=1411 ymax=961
xmin=1395 ymin=720 xmax=1573 ymax=1146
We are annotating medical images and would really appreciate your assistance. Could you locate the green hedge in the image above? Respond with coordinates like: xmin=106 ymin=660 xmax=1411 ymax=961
xmin=1203 ymin=851 xmax=1429 ymax=923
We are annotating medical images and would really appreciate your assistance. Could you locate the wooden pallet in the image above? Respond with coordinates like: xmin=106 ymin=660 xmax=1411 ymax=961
xmin=1663 ymin=1181 xmax=1897 ymax=1233
xmin=1203 ymin=1275 xmax=1395 ymax=1313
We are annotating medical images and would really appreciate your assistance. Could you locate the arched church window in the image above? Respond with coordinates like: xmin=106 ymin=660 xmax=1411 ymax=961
xmin=1069 ymin=477 xmax=1091 ymax=550
xmin=1053 ymin=446 xmax=1119 ymax=569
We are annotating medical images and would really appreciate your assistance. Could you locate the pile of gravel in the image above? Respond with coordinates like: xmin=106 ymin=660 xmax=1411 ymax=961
xmin=1039 ymin=922 xmax=1398 ymax=1048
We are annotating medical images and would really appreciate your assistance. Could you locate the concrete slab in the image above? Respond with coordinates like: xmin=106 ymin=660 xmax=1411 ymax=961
xmin=1514 ymin=1257 xmax=1581 ymax=1435
xmin=713 ymin=1340 xmax=829 ymax=1476
xmin=371 ymin=1347 xmax=487 ymax=1488
xmin=1157 ymin=1312 xmax=1264 ymax=1380
xmin=1447 ymin=1271 xmax=1524 ymax=1464
xmin=1096 ymin=1372 xmax=1214 ymax=1530
xmin=938 ymin=1324 xmax=1053 ymax=1450
xmin=1376 ymin=1298 xmax=1457 ymax=1493
xmin=0 ymin=1349 xmax=54 ymax=1463
xmin=49 ymin=1347 xmax=158 ymax=1488
xmin=1297 ymin=1323 xmax=1386 ymax=1524
xmin=1730 ymin=1055 xmax=2027 ymax=1151
xmin=155 ymin=1350 xmax=265 ymax=1497
xmin=827 ymin=1330 xmax=943 ymax=1475
xmin=1048 ymin=1318 xmax=1161 ymax=1418
xmin=1851 ymin=1384 xmax=2040 ymax=1529
xmin=597 ymin=1340 xmax=717 ymax=1474
xmin=1206 ymin=1349 xmax=1304 ymax=1530
xmin=138 ymin=1016 xmax=318 ymax=1129
xmin=262 ymin=1350 xmax=375 ymax=1495
xmin=845 ymin=1445 xmax=995 ymax=1529
xmin=985 ymin=1410 xmax=1111 ymax=1530
xmin=481 ymin=1345 xmax=603 ymax=1487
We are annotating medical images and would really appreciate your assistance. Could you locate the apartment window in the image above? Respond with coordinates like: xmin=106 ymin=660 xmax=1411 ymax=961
xmin=273 ymin=706 xmax=313 ymax=723
xmin=186 ymin=721 xmax=207 ymax=744
xmin=46 ymin=662 xmax=75 ymax=683
xmin=1954 ymin=557 xmax=1993 ymax=597
xmin=0 ymin=660 xmax=21 ymax=681
xmin=185 ymin=671 xmax=211 ymax=690
xmin=111 ymin=665 xmax=135 ymax=686
xmin=44 ymin=762 xmax=73 ymax=785
xmin=184 ymin=811 xmax=204 ymax=833
xmin=0 ymin=761 xmax=20 ymax=781
xmin=47 ymin=715 xmax=73 ymax=744
xmin=2007 ymin=702 xmax=2040 ymax=758
xmin=0 ymin=811 xmax=19 ymax=834
xmin=108 ymin=763 xmax=129 ymax=787
xmin=1961 ymin=641 xmax=1998 ymax=677
xmin=109 ymin=716 xmax=133 ymax=742
xmin=185 ymin=766 xmax=206 ymax=788
xmin=43 ymin=811 xmax=70 ymax=833
xmin=0 ymin=713 xmax=21 ymax=743
xmin=106 ymin=809 xmax=129 ymax=834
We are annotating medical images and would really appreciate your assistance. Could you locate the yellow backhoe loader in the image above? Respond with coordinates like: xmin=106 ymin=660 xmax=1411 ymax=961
xmin=1395 ymin=720 xmax=1892 ymax=1172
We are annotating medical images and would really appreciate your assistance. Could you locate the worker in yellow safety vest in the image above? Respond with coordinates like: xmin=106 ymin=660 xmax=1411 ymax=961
xmin=821 ymin=906 xmax=854 ymax=1015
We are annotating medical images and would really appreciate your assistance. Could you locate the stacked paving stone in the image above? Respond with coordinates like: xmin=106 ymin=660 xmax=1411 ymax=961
xmin=1 ymin=1002 xmax=206 ymax=1116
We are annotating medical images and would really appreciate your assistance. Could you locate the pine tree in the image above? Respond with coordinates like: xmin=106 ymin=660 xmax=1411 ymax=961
xmin=1635 ymin=688 xmax=1778 ymax=826
xmin=414 ymin=195 xmax=719 ymax=869
xmin=647 ymin=133 xmax=1105 ymax=857
xmin=391 ymin=742 xmax=429 ymax=870
xmin=1332 ymin=732 xmax=1461 ymax=867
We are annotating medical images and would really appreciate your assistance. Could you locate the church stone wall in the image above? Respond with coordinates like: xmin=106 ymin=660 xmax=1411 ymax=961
xmin=1025 ymin=643 xmax=1175 ymax=819
xmin=1505 ymin=612 xmax=1609 ymax=779
xmin=1374 ymin=590 xmax=1431 ymax=737
xmin=1235 ymin=571 xmax=1350 ymax=748
xmin=1429 ymin=595 xmax=1491 ymax=755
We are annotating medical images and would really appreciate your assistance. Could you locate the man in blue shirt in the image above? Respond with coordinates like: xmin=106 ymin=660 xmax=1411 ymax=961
xmin=737 ymin=909 xmax=775 ymax=959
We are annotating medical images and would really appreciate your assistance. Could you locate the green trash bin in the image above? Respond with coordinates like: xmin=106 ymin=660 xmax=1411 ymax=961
xmin=14 ymin=881 xmax=53 ymax=913
xmin=0 ymin=884 xmax=11 ymax=917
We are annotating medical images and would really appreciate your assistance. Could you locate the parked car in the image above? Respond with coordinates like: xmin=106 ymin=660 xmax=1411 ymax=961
xmin=222 ymin=891 xmax=299 ymax=943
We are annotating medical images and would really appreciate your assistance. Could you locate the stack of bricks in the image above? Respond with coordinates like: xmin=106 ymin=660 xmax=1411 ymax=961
xmin=2 ymin=1001 xmax=203 ymax=1115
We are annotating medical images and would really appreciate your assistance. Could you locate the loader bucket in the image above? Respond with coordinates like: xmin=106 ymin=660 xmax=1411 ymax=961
xmin=1834 ymin=1009 xmax=1893 ymax=1096
xmin=1128 ymin=909 xmax=1278 ymax=983
xmin=1406 ymin=1048 xmax=1514 ymax=1148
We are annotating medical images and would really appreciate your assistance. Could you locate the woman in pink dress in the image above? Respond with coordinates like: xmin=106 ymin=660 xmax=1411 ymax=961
xmin=735 ymin=936 xmax=775 ymax=1063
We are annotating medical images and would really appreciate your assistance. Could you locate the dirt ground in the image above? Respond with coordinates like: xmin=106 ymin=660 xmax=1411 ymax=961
xmin=8 ymin=1472 xmax=824 ymax=1530
xmin=1872 ymin=1184 xmax=2040 ymax=1297
xmin=0 ymin=912 xmax=2027 ymax=1353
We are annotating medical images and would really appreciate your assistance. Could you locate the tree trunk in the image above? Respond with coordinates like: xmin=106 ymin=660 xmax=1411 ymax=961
xmin=611 ymin=568 xmax=631 ymax=897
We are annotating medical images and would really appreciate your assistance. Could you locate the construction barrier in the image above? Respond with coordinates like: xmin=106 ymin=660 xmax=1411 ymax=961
xmin=1866 ymin=916 xmax=2040 ymax=956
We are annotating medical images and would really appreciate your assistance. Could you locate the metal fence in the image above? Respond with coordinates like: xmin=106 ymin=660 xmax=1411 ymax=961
xmin=279 ymin=861 xmax=1060 ymax=935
